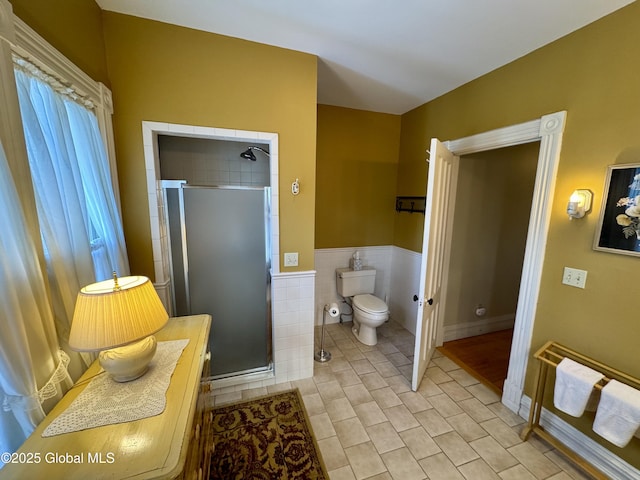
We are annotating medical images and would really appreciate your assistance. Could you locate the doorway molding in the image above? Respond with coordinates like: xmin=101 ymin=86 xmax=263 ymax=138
xmin=443 ymin=110 xmax=566 ymax=413
xmin=141 ymin=121 xmax=280 ymax=313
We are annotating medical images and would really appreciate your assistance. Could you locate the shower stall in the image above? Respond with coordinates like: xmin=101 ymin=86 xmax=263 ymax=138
xmin=163 ymin=181 xmax=272 ymax=378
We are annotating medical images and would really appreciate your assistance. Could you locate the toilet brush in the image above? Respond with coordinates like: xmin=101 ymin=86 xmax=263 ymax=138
xmin=314 ymin=303 xmax=340 ymax=362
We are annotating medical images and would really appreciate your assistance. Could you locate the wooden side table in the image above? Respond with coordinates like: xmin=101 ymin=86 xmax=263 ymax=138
xmin=0 ymin=314 xmax=211 ymax=480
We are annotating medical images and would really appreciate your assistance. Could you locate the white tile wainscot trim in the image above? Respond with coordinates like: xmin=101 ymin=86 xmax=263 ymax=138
xmin=271 ymin=270 xmax=316 ymax=384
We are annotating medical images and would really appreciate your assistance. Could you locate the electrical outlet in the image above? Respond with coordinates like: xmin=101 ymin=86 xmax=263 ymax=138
xmin=284 ymin=252 xmax=298 ymax=267
xmin=562 ymin=267 xmax=587 ymax=289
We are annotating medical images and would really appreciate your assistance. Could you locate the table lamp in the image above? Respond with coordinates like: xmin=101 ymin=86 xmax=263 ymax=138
xmin=69 ymin=273 xmax=169 ymax=382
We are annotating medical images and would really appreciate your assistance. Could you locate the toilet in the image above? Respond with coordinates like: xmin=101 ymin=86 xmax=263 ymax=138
xmin=336 ymin=267 xmax=389 ymax=346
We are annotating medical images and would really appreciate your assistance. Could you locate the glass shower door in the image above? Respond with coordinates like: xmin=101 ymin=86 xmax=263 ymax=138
xmin=165 ymin=183 xmax=271 ymax=377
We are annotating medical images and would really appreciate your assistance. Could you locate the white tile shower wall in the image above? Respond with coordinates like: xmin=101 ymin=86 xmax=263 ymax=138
xmin=271 ymin=271 xmax=315 ymax=384
xmin=314 ymin=246 xmax=393 ymax=325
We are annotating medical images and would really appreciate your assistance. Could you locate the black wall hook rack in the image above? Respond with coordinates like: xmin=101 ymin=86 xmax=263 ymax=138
xmin=395 ymin=196 xmax=426 ymax=214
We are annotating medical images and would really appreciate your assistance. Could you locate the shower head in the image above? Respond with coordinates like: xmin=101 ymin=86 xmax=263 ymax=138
xmin=240 ymin=146 xmax=270 ymax=161
xmin=240 ymin=148 xmax=257 ymax=161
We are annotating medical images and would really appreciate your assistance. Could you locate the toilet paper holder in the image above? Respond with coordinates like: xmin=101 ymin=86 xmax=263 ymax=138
xmin=314 ymin=303 xmax=339 ymax=363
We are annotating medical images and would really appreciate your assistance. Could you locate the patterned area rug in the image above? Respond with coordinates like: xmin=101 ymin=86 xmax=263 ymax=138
xmin=209 ymin=389 xmax=328 ymax=479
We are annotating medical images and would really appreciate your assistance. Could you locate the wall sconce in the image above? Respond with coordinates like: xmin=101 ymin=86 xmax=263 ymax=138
xmin=567 ymin=189 xmax=593 ymax=219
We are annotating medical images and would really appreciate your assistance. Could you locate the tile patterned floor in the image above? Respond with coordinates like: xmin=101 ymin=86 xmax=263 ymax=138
xmin=213 ymin=320 xmax=592 ymax=480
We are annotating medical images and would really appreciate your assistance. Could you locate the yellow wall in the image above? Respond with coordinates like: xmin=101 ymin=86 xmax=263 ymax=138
xmin=316 ymin=105 xmax=400 ymax=248
xmin=101 ymin=13 xmax=317 ymax=276
xmin=397 ymin=2 xmax=640 ymax=462
xmin=9 ymin=0 xmax=109 ymax=85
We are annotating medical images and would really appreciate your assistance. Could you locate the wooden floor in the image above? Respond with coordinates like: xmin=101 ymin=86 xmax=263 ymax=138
xmin=437 ymin=329 xmax=513 ymax=395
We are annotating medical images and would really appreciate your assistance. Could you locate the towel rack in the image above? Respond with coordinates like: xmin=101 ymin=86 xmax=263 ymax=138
xmin=522 ymin=341 xmax=640 ymax=479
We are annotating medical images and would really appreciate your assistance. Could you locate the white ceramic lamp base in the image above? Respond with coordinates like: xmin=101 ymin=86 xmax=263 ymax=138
xmin=99 ymin=335 xmax=158 ymax=382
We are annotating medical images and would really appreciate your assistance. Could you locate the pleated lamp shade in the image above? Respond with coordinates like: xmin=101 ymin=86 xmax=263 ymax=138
xmin=69 ymin=275 xmax=169 ymax=352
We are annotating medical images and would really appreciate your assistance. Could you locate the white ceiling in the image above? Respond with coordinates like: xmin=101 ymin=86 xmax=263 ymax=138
xmin=96 ymin=0 xmax=634 ymax=115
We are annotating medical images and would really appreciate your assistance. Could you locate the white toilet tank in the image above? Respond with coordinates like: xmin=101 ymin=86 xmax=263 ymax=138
xmin=336 ymin=267 xmax=376 ymax=297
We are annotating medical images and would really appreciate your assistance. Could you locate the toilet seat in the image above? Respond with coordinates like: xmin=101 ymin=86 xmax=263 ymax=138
xmin=353 ymin=294 xmax=388 ymax=314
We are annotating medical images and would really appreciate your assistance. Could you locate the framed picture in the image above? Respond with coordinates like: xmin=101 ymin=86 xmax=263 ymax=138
xmin=594 ymin=163 xmax=640 ymax=257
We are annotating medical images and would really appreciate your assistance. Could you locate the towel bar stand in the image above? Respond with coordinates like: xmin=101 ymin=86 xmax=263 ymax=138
xmin=522 ymin=340 xmax=640 ymax=479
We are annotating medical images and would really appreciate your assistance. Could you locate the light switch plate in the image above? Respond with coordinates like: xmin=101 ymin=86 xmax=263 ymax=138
xmin=284 ymin=252 xmax=298 ymax=267
xmin=562 ymin=267 xmax=587 ymax=289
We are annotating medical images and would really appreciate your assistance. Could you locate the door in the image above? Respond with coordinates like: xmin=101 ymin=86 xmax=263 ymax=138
xmin=411 ymin=139 xmax=459 ymax=391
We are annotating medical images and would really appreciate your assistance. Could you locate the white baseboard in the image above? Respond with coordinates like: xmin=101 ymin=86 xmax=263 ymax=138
xmin=519 ymin=395 xmax=640 ymax=479
xmin=443 ymin=314 xmax=515 ymax=342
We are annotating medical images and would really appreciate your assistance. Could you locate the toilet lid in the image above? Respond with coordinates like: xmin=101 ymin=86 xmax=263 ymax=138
xmin=353 ymin=294 xmax=388 ymax=314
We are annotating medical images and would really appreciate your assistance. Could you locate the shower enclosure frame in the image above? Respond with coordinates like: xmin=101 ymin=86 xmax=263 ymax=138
xmin=142 ymin=121 xmax=281 ymax=388
xmin=162 ymin=180 xmax=273 ymax=379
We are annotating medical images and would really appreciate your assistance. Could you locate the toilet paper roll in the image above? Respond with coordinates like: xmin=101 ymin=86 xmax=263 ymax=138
xmin=327 ymin=303 xmax=340 ymax=317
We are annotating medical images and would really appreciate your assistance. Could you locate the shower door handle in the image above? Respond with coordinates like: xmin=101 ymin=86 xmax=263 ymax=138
xmin=413 ymin=295 xmax=418 ymax=302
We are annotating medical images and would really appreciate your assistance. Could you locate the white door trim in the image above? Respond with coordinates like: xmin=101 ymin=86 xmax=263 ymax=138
xmin=444 ymin=111 xmax=566 ymax=412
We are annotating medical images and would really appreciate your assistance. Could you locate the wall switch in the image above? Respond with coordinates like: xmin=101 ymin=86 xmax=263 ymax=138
xmin=284 ymin=252 xmax=298 ymax=267
xmin=562 ymin=267 xmax=587 ymax=289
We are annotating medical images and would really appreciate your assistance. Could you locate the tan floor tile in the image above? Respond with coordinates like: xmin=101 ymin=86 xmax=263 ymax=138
xmin=467 ymin=382 xmax=501 ymax=405
xmin=440 ymin=380 xmax=475 ymax=401
xmin=302 ymin=392 xmax=326 ymax=416
xmin=425 ymin=366 xmax=454 ymax=384
xmin=383 ymin=404 xmax=420 ymax=432
xmin=334 ymin=416 xmax=370 ymax=448
xmin=399 ymin=426 xmax=441 ymax=460
xmin=433 ymin=431 xmax=479 ymax=466
xmin=351 ymin=358 xmax=377 ymax=375
xmin=367 ymin=421 xmax=405 ymax=454
xmin=459 ymin=397 xmax=497 ymax=423
xmin=429 ymin=393 xmax=464 ymax=418
xmin=334 ymin=367 xmax=363 ymax=387
xmin=498 ymin=464 xmax=537 ymax=479
xmin=386 ymin=374 xmax=412 ymax=394
xmin=488 ymin=401 xmax=526 ymax=427
xmin=343 ymin=383 xmax=375 ymax=406
xmin=414 ymin=409 xmax=454 ymax=437
xmin=458 ymin=458 xmax=501 ymax=479
xmin=361 ymin=371 xmax=388 ymax=391
xmin=381 ymin=447 xmax=427 ymax=479
xmin=328 ymin=465 xmax=357 ymax=480
xmin=326 ymin=396 xmax=357 ymax=422
xmin=448 ymin=368 xmax=481 ymax=387
xmin=344 ymin=442 xmax=387 ymax=480
xmin=507 ymin=443 xmax=562 ymax=480
xmin=470 ymin=436 xmax=519 ymax=472
xmin=398 ymin=390 xmax=433 ymax=413
xmin=374 ymin=360 xmax=402 ymax=378
xmin=317 ymin=435 xmax=349 ymax=471
xmin=417 ymin=377 xmax=444 ymax=397
xmin=432 ymin=355 xmax=462 ymax=372
xmin=319 ymin=379 xmax=346 ymax=403
xmin=447 ymin=412 xmax=488 ymax=442
xmin=353 ymin=400 xmax=388 ymax=427
xmin=480 ymin=417 xmax=523 ymax=448
xmin=292 ymin=377 xmax=319 ymax=395
xmin=309 ymin=412 xmax=336 ymax=440
xmin=370 ymin=386 xmax=402 ymax=409
xmin=365 ymin=350 xmax=389 ymax=364
xmin=418 ymin=452 xmax=465 ymax=480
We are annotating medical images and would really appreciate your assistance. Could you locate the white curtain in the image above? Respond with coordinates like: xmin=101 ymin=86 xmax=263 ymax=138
xmin=0 ymin=141 xmax=72 ymax=462
xmin=14 ymin=68 xmax=130 ymax=345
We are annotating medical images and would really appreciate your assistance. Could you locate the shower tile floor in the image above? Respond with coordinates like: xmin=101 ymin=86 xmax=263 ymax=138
xmin=212 ymin=320 xmax=591 ymax=479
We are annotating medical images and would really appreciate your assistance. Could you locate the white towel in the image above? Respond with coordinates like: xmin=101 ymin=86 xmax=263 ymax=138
xmin=554 ymin=358 xmax=604 ymax=417
xmin=593 ymin=380 xmax=640 ymax=448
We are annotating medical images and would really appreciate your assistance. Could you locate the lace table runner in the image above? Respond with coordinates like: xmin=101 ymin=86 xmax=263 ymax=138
xmin=43 ymin=339 xmax=189 ymax=437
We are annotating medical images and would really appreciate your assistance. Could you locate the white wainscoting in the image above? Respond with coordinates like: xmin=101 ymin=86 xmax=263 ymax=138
xmin=389 ymin=247 xmax=422 ymax=335
xmin=271 ymin=270 xmax=315 ymax=384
